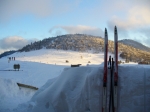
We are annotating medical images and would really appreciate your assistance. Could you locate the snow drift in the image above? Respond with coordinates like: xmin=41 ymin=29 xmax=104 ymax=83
xmin=14 ymin=65 xmax=150 ymax=112
xmin=0 ymin=78 xmax=36 ymax=112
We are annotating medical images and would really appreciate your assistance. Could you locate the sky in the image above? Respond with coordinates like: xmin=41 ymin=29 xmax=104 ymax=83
xmin=0 ymin=0 xmax=150 ymax=53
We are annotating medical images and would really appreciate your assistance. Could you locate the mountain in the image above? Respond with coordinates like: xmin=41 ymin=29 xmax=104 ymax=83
xmin=0 ymin=34 xmax=148 ymax=63
xmin=119 ymin=39 xmax=150 ymax=52
xmin=19 ymin=34 xmax=104 ymax=53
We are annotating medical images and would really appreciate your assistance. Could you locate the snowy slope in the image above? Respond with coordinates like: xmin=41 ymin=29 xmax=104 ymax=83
xmin=0 ymin=49 xmax=106 ymax=111
xmin=1 ymin=49 xmax=147 ymax=112
xmin=11 ymin=49 xmax=105 ymax=66
xmin=0 ymin=49 xmax=109 ymax=88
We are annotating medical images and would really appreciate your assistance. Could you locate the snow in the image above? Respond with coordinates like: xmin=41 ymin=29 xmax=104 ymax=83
xmin=0 ymin=49 xmax=149 ymax=112
xmin=16 ymin=49 xmax=104 ymax=66
xmin=0 ymin=78 xmax=35 ymax=111
xmin=0 ymin=58 xmax=65 ymax=88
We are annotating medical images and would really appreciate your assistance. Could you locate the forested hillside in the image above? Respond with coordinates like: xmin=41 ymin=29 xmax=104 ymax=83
xmin=17 ymin=34 xmax=150 ymax=63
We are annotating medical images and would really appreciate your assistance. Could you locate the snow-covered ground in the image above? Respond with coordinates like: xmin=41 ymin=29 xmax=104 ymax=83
xmin=0 ymin=49 xmax=149 ymax=112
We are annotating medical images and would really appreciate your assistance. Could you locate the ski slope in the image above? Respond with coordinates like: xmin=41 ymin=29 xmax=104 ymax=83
xmin=0 ymin=49 xmax=105 ymax=111
xmin=0 ymin=49 xmax=149 ymax=112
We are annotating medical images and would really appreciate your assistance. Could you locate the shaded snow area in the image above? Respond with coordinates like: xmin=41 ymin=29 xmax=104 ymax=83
xmin=14 ymin=66 xmax=150 ymax=112
xmin=0 ymin=78 xmax=35 ymax=112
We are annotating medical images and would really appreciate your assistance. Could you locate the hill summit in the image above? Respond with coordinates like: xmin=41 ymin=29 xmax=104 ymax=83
xmin=19 ymin=34 xmax=103 ymax=53
xmin=13 ymin=34 xmax=150 ymax=63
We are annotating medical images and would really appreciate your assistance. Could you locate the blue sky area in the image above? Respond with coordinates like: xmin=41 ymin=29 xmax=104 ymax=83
xmin=0 ymin=0 xmax=150 ymax=53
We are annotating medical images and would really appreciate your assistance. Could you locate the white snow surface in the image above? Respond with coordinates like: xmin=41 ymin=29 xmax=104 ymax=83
xmin=0 ymin=49 xmax=149 ymax=112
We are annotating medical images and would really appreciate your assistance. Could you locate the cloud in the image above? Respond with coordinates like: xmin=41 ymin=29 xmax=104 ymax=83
xmin=106 ymin=0 xmax=150 ymax=46
xmin=0 ymin=0 xmax=80 ymax=21
xmin=0 ymin=36 xmax=37 ymax=50
xmin=49 ymin=25 xmax=103 ymax=37
xmin=108 ymin=7 xmax=150 ymax=30
xmin=107 ymin=0 xmax=150 ymax=30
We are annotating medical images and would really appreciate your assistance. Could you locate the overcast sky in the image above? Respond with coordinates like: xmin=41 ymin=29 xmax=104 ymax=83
xmin=0 ymin=0 xmax=150 ymax=53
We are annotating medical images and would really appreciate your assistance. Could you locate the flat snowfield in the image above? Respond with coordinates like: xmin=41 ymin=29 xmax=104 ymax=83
xmin=0 ymin=49 xmax=149 ymax=112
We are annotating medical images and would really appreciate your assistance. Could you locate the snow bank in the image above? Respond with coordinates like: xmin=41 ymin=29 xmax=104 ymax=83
xmin=14 ymin=65 xmax=150 ymax=112
xmin=0 ymin=78 xmax=36 ymax=112
xmin=118 ymin=65 xmax=150 ymax=112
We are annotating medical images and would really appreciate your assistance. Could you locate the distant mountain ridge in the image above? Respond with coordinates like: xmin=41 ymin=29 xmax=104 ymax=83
xmin=19 ymin=34 xmax=104 ymax=52
xmin=18 ymin=34 xmax=150 ymax=62
xmin=1 ymin=34 xmax=150 ymax=63
xmin=19 ymin=34 xmax=150 ymax=53
xmin=119 ymin=39 xmax=150 ymax=52
xmin=0 ymin=50 xmax=17 ymax=58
